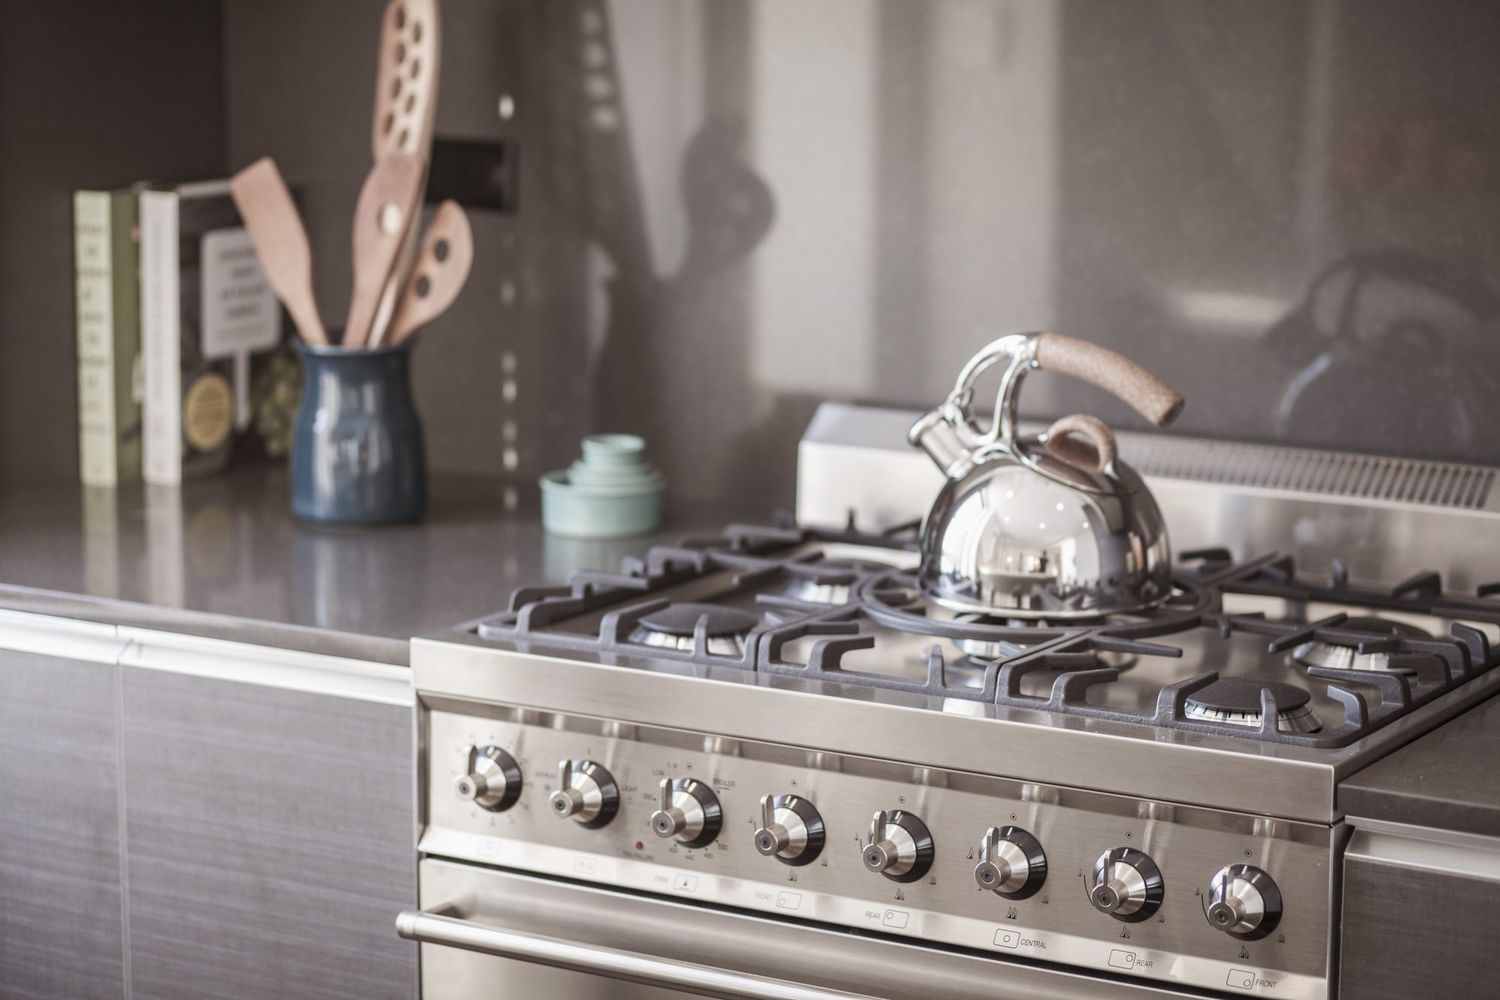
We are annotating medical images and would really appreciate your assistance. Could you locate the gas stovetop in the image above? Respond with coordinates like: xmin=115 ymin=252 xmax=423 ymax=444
xmin=411 ymin=427 xmax=1500 ymax=1000
xmin=471 ymin=522 xmax=1500 ymax=753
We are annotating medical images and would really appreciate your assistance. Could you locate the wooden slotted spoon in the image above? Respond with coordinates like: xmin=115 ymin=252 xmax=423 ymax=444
xmin=343 ymin=151 xmax=426 ymax=349
xmin=388 ymin=200 xmax=473 ymax=346
xmin=368 ymin=0 xmax=441 ymax=347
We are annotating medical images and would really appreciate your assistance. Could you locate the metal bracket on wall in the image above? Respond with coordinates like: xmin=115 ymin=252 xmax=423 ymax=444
xmin=427 ymin=137 xmax=520 ymax=212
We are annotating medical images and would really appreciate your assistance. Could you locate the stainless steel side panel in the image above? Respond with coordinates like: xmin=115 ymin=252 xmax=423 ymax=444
xmin=411 ymin=859 xmax=1206 ymax=1000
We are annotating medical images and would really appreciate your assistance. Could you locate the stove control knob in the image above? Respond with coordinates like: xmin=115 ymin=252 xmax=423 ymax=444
xmin=861 ymin=809 xmax=934 ymax=883
xmin=650 ymin=777 xmax=722 ymax=848
xmin=753 ymin=794 xmax=825 ymax=865
xmin=453 ymin=744 xmax=522 ymax=812
xmin=1088 ymin=847 xmax=1164 ymax=921
xmin=548 ymin=759 xmax=619 ymax=828
xmin=1204 ymin=864 xmax=1282 ymax=940
xmin=973 ymin=826 xmax=1047 ymax=899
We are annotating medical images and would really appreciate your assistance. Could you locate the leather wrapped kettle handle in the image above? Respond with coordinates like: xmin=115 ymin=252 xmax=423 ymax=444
xmin=1043 ymin=414 xmax=1116 ymax=473
xmin=1035 ymin=332 xmax=1184 ymax=428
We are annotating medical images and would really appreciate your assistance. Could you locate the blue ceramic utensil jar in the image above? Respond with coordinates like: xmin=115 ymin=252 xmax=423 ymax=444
xmin=291 ymin=341 xmax=426 ymax=524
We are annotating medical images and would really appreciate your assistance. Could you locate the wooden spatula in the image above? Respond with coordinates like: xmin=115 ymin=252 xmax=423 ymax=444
xmin=229 ymin=157 xmax=328 ymax=347
xmin=388 ymin=200 xmax=473 ymax=346
xmin=343 ymin=151 xmax=425 ymax=349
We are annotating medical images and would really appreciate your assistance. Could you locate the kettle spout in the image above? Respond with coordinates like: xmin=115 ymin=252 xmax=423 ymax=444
xmin=908 ymin=410 xmax=975 ymax=481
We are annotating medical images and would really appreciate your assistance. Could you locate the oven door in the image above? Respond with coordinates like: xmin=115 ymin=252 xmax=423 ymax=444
xmin=399 ymin=859 xmax=1199 ymax=1000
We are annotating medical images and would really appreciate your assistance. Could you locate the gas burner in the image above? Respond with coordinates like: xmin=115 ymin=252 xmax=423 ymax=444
xmin=780 ymin=559 xmax=904 ymax=605
xmin=1290 ymin=617 xmax=1431 ymax=674
xmin=1184 ymin=679 xmax=1322 ymax=734
xmin=759 ymin=605 xmax=803 ymax=629
xmin=782 ymin=578 xmax=855 ymax=605
xmin=629 ymin=604 xmax=760 ymax=657
xmin=955 ymin=637 xmax=1029 ymax=662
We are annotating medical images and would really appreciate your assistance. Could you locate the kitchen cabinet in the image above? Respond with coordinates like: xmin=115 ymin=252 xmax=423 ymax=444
xmin=0 ymin=621 xmax=127 ymax=1000
xmin=0 ymin=610 xmax=416 ymax=1000
xmin=117 ymin=653 xmax=417 ymax=1000
xmin=1341 ymin=827 xmax=1500 ymax=1000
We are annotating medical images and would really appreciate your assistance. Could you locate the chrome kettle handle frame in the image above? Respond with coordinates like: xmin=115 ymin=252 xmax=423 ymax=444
xmin=908 ymin=333 xmax=1040 ymax=479
xmin=945 ymin=332 xmax=1040 ymax=453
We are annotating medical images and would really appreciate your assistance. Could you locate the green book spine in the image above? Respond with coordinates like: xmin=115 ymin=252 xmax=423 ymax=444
xmin=74 ymin=190 xmax=142 ymax=486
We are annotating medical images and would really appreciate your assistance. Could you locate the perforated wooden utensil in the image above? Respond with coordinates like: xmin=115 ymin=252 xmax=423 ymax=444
xmin=369 ymin=0 xmax=441 ymax=346
xmin=229 ymin=157 xmax=328 ymax=347
xmin=373 ymin=0 xmax=440 ymax=162
xmin=343 ymin=151 xmax=426 ymax=349
xmin=388 ymin=200 xmax=472 ymax=346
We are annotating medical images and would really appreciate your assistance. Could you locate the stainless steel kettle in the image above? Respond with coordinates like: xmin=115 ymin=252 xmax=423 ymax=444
xmin=908 ymin=332 xmax=1185 ymax=619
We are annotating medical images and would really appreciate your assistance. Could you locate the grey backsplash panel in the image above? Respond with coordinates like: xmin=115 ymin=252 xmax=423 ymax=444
xmin=225 ymin=0 xmax=1500 ymax=509
xmin=0 ymin=0 xmax=225 ymax=490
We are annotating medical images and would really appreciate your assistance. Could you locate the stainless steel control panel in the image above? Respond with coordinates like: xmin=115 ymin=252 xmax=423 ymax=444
xmin=418 ymin=702 xmax=1334 ymax=998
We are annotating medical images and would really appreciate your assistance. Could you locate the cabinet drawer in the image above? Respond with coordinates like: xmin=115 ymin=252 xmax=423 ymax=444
xmin=121 ymin=668 xmax=416 ymax=1000
xmin=1340 ymin=825 xmax=1500 ymax=1000
xmin=0 ymin=647 xmax=125 ymax=1000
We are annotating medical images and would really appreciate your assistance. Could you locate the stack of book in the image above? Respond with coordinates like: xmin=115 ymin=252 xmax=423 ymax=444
xmin=73 ymin=179 xmax=287 ymax=487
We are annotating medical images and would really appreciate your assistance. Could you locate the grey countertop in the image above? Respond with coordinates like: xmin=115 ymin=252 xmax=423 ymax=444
xmin=1340 ymin=693 xmax=1500 ymax=838
xmin=0 ymin=465 xmax=765 ymax=664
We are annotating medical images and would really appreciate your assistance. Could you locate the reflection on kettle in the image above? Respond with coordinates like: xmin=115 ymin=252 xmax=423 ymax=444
xmin=908 ymin=332 xmax=1184 ymax=619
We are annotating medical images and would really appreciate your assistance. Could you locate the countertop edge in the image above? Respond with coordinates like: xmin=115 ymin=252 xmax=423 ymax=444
xmin=0 ymin=584 xmax=410 ymax=666
xmin=1339 ymin=785 xmax=1500 ymax=841
xmin=1338 ymin=691 xmax=1500 ymax=840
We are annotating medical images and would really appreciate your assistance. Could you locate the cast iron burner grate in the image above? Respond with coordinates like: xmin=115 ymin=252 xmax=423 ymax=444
xmin=474 ymin=524 xmax=911 ymax=666
xmin=1290 ymin=617 xmax=1430 ymax=674
xmin=473 ymin=526 xmax=1500 ymax=749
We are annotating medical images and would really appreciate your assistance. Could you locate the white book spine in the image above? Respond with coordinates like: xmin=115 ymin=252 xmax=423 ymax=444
xmin=74 ymin=191 xmax=116 ymax=486
xmin=141 ymin=190 xmax=182 ymax=486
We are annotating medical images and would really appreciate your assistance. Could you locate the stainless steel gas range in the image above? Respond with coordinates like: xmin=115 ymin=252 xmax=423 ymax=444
xmin=399 ymin=405 xmax=1500 ymax=1000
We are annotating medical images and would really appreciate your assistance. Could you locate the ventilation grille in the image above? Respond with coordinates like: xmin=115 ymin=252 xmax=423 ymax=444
xmin=1126 ymin=439 xmax=1497 ymax=512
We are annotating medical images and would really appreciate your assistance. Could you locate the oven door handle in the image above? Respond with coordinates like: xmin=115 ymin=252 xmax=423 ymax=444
xmin=396 ymin=902 xmax=879 ymax=1000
